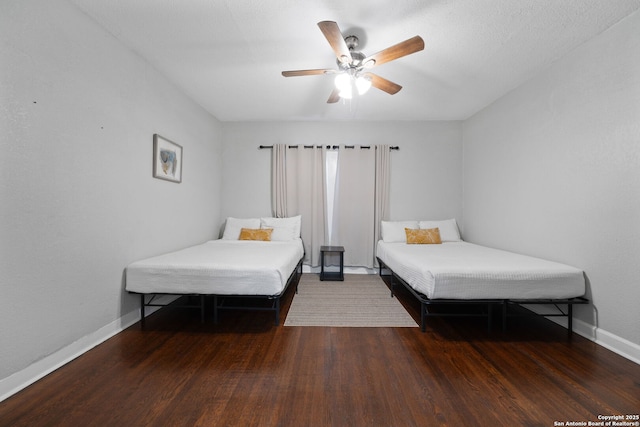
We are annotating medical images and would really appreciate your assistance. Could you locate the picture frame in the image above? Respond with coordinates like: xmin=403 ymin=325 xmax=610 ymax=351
xmin=152 ymin=134 xmax=182 ymax=183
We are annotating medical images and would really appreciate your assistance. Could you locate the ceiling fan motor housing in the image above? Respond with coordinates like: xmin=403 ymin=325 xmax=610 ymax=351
xmin=337 ymin=35 xmax=365 ymax=69
xmin=344 ymin=35 xmax=359 ymax=50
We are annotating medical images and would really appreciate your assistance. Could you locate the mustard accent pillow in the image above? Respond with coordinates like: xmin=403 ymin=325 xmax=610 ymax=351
xmin=238 ymin=228 xmax=273 ymax=241
xmin=405 ymin=228 xmax=442 ymax=244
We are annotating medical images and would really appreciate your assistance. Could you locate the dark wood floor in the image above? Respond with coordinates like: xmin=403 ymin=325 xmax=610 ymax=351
xmin=1 ymin=274 xmax=638 ymax=427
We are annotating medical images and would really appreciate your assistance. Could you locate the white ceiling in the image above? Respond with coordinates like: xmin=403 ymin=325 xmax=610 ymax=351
xmin=69 ymin=0 xmax=640 ymax=122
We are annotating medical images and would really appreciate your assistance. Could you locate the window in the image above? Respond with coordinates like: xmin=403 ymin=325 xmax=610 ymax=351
xmin=325 ymin=150 xmax=339 ymax=243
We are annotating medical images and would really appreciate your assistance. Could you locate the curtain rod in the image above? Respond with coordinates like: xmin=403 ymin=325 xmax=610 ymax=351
xmin=259 ymin=145 xmax=399 ymax=150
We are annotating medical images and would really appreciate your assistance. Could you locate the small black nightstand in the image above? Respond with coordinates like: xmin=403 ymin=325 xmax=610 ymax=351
xmin=320 ymin=245 xmax=345 ymax=281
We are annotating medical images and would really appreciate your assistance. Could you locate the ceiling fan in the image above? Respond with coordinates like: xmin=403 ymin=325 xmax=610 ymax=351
xmin=282 ymin=21 xmax=424 ymax=103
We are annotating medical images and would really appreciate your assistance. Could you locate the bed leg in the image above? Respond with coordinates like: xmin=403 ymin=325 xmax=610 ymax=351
xmin=200 ymin=295 xmax=205 ymax=323
xmin=487 ymin=303 xmax=492 ymax=333
xmin=502 ymin=300 xmax=507 ymax=332
xmin=274 ymin=298 xmax=280 ymax=326
xmin=390 ymin=275 xmax=396 ymax=298
xmin=213 ymin=296 xmax=218 ymax=324
xmin=420 ymin=302 xmax=426 ymax=332
xmin=140 ymin=294 xmax=146 ymax=329
xmin=568 ymin=304 xmax=573 ymax=339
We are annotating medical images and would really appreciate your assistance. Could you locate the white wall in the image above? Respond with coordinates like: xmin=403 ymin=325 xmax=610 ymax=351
xmin=0 ymin=0 xmax=223 ymax=397
xmin=221 ymin=121 xmax=463 ymax=234
xmin=462 ymin=10 xmax=640 ymax=358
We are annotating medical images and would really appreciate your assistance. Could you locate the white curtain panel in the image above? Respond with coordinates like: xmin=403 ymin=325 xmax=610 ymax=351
xmin=331 ymin=146 xmax=376 ymax=268
xmin=374 ymin=145 xmax=392 ymax=265
xmin=272 ymin=144 xmax=328 ymax=266
xmin=271 ymin=143 xmax=288 ymax=217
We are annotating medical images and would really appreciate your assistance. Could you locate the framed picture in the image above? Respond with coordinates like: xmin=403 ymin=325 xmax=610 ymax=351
xmin=153 ymin=134 xmax=182 ymax=183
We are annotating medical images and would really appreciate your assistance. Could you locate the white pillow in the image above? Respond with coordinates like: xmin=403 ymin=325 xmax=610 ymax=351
xmin=260 ymin=215 xmax=301 ymax=241
xmin=418 ymin=219 xmax=461 ymax=242
xmin=222 ymin=217 xmax=261 ymax=240
xmin=381 ymin=220 xmax=419 ymax=243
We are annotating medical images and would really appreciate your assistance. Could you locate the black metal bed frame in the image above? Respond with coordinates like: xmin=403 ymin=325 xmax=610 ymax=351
xmin=135 ymin=257 xmax=304 ymax=328
xmin=377 ymin=257 xmax=589 ymax=337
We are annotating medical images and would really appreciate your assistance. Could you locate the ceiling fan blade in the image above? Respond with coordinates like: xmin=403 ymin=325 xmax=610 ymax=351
xmin=327 ymin=88 xmax=341 ymax=103
xmin=365 ymin=73 xmax=402 ymax=95
xmin=282 ymin=69 xmax=336 ymax=77
xmin=317 ymin=21 xmax=352 ymax=64
xmin=362 ymin=35 xmax=424 ymax=68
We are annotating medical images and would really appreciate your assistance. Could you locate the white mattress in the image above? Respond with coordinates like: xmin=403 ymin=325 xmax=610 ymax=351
xmin=377 ymin=241 xmax=585 ymax=300
xmin=126 ymin=239 xmax=304 ymax=295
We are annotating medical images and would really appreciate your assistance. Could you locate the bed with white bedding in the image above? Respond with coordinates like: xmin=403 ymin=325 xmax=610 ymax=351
xmin=125 ymin=216 xmax=305 ymax=326
xmin=376 ymin=219 xmax=588 ymax=333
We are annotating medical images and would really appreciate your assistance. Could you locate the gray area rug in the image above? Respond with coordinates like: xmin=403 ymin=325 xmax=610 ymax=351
xmin=284 ymin=274 xmax=418 ymax=327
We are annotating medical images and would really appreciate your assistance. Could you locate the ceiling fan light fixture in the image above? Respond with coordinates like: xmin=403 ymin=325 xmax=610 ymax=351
xmin=338 ymin=86 xmax=353 ymax=99
xmin=356 ymin=75 xmax=372 ymax=95
xmin=335 ymin=72 xmax=370 ymax=99
xmin=334 ymin=72 xmax=351 ymax=91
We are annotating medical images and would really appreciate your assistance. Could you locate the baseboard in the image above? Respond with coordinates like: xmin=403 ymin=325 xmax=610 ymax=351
xmin=592 ymin=327 xmax=640 ymax=365
xmin=523 ymin=305 xmax=640 ymax=365
xmin=571 ymin=318 xmax=640 ymax=365
xmin=0 ymin=296 xmax=176 ymax=403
